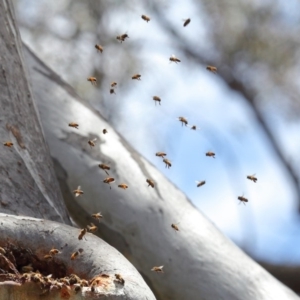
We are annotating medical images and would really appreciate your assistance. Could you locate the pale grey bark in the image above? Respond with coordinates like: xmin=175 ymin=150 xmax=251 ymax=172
xmin=23 ymin=43 xmax=300 ymax=300
xmin=0 ymin=0 xmax=70 ymax=224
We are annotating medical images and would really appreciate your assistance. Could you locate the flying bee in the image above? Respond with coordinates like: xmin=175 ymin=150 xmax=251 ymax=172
xmin=155 ymin=152 xmax=167 ymax=158
xmin=98 ymin=163 xmax=110 ymax=175
xmin=153 ymin=96 xmax=161 ymax=105
xmin=78 ymin=228 xmax=87 ymax=240
xmin=116 ymin=33 xmax=129 ymax=42
xmin=87 ymin=223 xmax=98 ymax=233
xmin=114 ymin=274 xmax=125 ymax=285
xmin=171 ymin=223 xmax=179 ymax=231
xmin=206 ymin=65 xmax=217 ymax=74
xmin=196 ymin=180 xmax=206 ymax=187
xmin=238 ymin=195 xmax=248 ymax=205
xmin=95 ymin=44 xmax=103 ymax=53
xmin=189 ymin=125 xmax=201 ymax=131
xmin=103 ymin=177 xmax=115 ymax=189
xmin=49 ymin=248 xmax=60 ymax=256
xmin=87 ymin=77 xmax=97 ymax=85
xmin=163 ymin=158 xmax=172 ymax=169
xmin=68 ymin=122 xmax=79 ymax=129
xmin=103 ymin=129 xmax=107 ymax=134
xmin=111 ymin=82 xmax=117 ymax=87
xmin=3 ymin=141 xmax=13 ymax=147
xmin=73 ymin=186 xmax=84 ymax=197
xmin=183 ymin=18 xmax=191 ymax=27
xmin=206 ymin=151 xmax=215 ymax=158
xmin=88 ymin=138 xmax=97 ymax=148
xmin=247 ymin=174 xmax=257 ymax=183
xmin=178 ymin=117 xmax=188 ymax=126
xmin=92 ymin=212 xmax=103 ymax=222
xmin=169 ymin=55 xmax=181 ymax=63
xmin=110 ymin=88 xmax=116 ymax=94
xmin=118 ymin=183 xmax=128 ymax=190
xmin=146 ymin=179 xmax=155 ymax=188
xmin=132 ymin=74 xmax=141 ymax=80
xmin=141 ymin=14 xmax=150 ymax=22
xmin=151 ymin=266 xmax=164 ymax=273
xmin=71 ymin=251 xmax=79 ymax=260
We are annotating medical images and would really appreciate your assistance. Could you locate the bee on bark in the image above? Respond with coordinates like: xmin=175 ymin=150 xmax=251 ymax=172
xmin=132 ymin=74 xmax=141 ymax=80
xmin=87 ymin=77 xmax=97 ymax=85
xmin=44 ymin=254 xmax=53 ymax=260
xmin=163 ymin=158 xmax=172 ymax=169
xmin=156 ymin=152 xmax=167 ymax=158
xmin=98 ymin=163 xmax=110 ymax=175
xmin=171 ymin=223 xmax=179 ymax=231
xmin=3 ymin=141 xmax=13 ymax=147
xmin=247 ymin=174 xmax=257 ymax=183
xmin=73 ymin=186 xmax=84 ymax=197
xmin=153 ymin=96 xmax=161 ymax=105
xmin=103 ymin=129 xmax=107 ymax=134
xmin=49 ymin=248 xmax=60 ymax=256
xmin=78 ymin=228 xmax=87 ymax=240
xmin=88 ymin=138 xmax=97 ymax=148
xmin=92 ymin=212 xmax=103 ymax=222
xmin=118 ymin=183 xmax=128 ymax=190
xmin=87 ymin=223 xmax=98 ymax=233
xmin=68 ymin=122 xmax=79 ymax=129
xmin=206 ymin=66 xmax=217 ymax=74
xmin=238 ymin=195 xmax=248 ymax=205
xmin=151 ymin=266 xmax=164 ymax=273
xmin=141 ymin=15 xmax=150 ymax=22
xmin=114 ymin=274 xmax=125 ymax=285
xmin=206 ymin=151 xmax=215 ymax=158
xmin=178 ymin=117 xmax=188 ymax=126
xmin=169 ymin=55 xmax=181 ymax=63
xmin=103 ymin=177 xmax=115 ymax=189
xmin=95 ymin=44 xmax=103 ymax=53
xmin=183 ymin=18 xmax=191 ymax=27
xmin=196 ymin=180 xmax=206 ymax=187
xmin=71 ymin=251 xmax=79 ymax=260
xmin=146 ymin=179 xmax=155 ymax=188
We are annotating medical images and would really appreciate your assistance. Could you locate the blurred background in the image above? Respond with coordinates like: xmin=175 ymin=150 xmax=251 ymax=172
xmin=14 ymin=0 xmax=300 ymax=292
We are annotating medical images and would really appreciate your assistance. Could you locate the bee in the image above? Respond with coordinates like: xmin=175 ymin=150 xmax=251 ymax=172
xmin=183 ymin=18 xmax=191 ymax=27
xmin=87 ymin=223 xmax=98 ymax=233
xmin=206 ymin=65 xmax=217 ymax=74
xmin=73 ymin=186 xmax=84 ymax=197
xmin=132 ymin=74 xmax=141 ymax=80
xmin=103 ymin=177 xmax=115 ymax=189
xmin=153 ymin=96 xmax=161 ymax=105
xmin=91 ymin=212 xmax=103 ymax=222
xmin=206 ymin=151 xmax=215 ymax=158
xmin=114 ymin=274 xmax=125 ymax=285
xmin=78 ymin=228 xmax=87 ymax=240
xmin=196 ymin=180 xmax=206 ymax=187
xmin=163 ymin=158 xmax=172 ymax=169
xmin=141 ymin=15 xmax=150 ymax=22
xmin=68 ymin=122 xmax=79 ymax=129
xmin=189 ymin=125 xmax=201 ymax=131
xmin=103 ymin=129 xmax=107 ymax=134
xmin=151 ymin=266 xmax=164 ymax=273
xmin=87 ymin=77 xmax=97 ymax=85
xmin=74 ymin=285 xmax=81 ymax=293
xmin=169 ymin=55 xmax=181 ymax=63
xmin=178 ymin=117 xmax=188 ymax=126
xmin=71 ymin=251 xmax=79 ymax=260
xmin=111 ymin=82 xmax=117 ymax=87
xmin=110 ymin=88 xmax=116 ymax=94
xmin=44 ymin=254 xmax=53 ymax=260
xmin=238 ymin=195 xmax=248 ymax=205
xmin=0 ymin=247 xmax=6 ymax=255
xmin=49 ymin=248 xmax=60 ymax=256
xmin=247 ymin=174 xmax=257 ymax=183
xmin=171 ymin=223 xmax=179 ymax=231
xmin=118 ymin=183 xmax=128 ymax=190
xmin=88 ymin=138 xmax=97 ymax=148
xmin=98 ymin=163 xmax=110 ymax=175
xmin=95 ymin=44 xmax=103 ymax=53
xmin=22 ymin=264 xmax=33 ymax=273
xmin=146 ymin=179 xmax=155 ymax=188
xmin=3 ymin=141 xmax=13 ymax=147
xmin=116 ymin=33 xmax=129 ymax=42
xmin=155 ymin=152 xmax=167 ymax=158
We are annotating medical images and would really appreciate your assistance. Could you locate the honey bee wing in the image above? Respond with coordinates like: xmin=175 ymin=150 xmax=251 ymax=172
xmin=77 ymin=186 xmax=81 ymax=190
xmin=92 ymin=138 xmax=97 ymax=143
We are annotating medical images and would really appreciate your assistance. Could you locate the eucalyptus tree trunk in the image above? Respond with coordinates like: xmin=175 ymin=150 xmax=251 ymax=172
xmin=23 ymin=45 xmax=300 ymax=300
xmin=0 ymin=1 xmax=155 ymax=299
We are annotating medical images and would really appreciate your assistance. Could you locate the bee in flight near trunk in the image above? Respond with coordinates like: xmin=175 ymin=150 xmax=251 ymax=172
xmin=88 ymin=138 xmax=97 ymax=148
xmin=163 ymin=158 xmax=172 ymax=169
xmin=103 ymin=177 xmax=115 ymax=189
xmin=3 ymin=141 xmax=13 ymax=147
xmin=69 ymin=122 xmax=79 ymax=129
xmin=170 ymin=54 xmax=181 ymax=63
xmin=118 ymin=183 xmax=128 ymax=190
xmin=132 ymin=74 xmax=141 ymax=80
xmin=87 ymin=77 xmax=97 ymax=85
xmin=146 ymin=179 xmax=155 ymax=188
xmin=153 ymin=96 xmax=161 ymax=105
xmin=178 ymin=117 xmax=188 ymax=126
xmin=98 ymin=163 xmax=110 ymax=175
xmin=92 ymin=212 xmax=103 ymax=222
xmin=73 ymin=186 xmax=84 ymax=197
xmin=206 ymin=65 xmax=217 ymax=74
xmin=171 ymin=223 xmax=179 ymax=231
xmin=95 ymin=44 xmax=103 ymax=53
